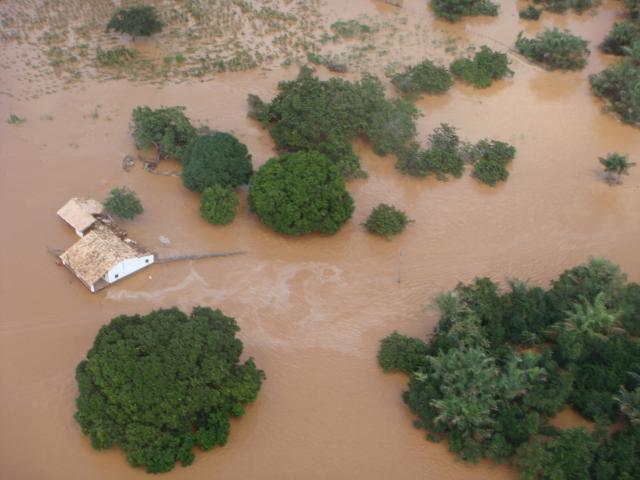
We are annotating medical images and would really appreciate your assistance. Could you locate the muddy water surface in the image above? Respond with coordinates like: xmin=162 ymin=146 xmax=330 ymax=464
xmin=1 ymin=1 xmax=639 ymax=479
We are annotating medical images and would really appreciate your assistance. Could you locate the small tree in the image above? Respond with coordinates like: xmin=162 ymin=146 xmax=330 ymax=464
xmin=200 ymin=185 xmax=238 ymax=225
xmin=600 ymin=152 xmax=636 ymax=185
xmin=516 ymin=28 xmax=590 ymax=71
xmin=431 ymin=0 xmax=499 ymax=22
xmin=465 ymin=139 xmax=516 ymax=186
xmin=131 ymin=106 xmax=196 ymax=161
xmin=391 ymin=59 xmax=453 ymax=95
xmin=106 ymin=5 xmax=163 ymax=39
xmin=182 ymin=133 xmax=253 ymax=192
xmin=363 ymin=203 xmax=412 ymax=239
xmin=249 ymin=151 xmax=354 ymax=235
xmin=103 ymin=187 xmax=143 ymax=220
xmin=450 ymin=46 xmax=513 ymax=88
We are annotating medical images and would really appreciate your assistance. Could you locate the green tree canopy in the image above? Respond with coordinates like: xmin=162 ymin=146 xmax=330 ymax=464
xmin=450 ymin=46 xmax=513 ymax=88
xmin=106 ymin=5 xmax=163 ymax=38
xmin=74 ymin=307 xmax=264 ymax=473
xmin=200 ymin=185 xmax=238 ymax=225
xmin=430 ymin=0 xmax=499 ymax=22
xmin=391 ymin=59 xmax=453 ymax=95
xmin=363 ymin=203 xmax=411 ymax=239
xmin=599 ymin=152 xmax=636 ymax=184
xmin=103 ymin=186 xmax=143 ymax=220
xmin=182 ymin=132 xmax=253 ymax=192
xmin=131 ymin=106 xmax=197 ymax=161
xmin=516 ymin=28 xmax=590 ymax=70
xmin=248 ymin=151 xmax=354 ymax=235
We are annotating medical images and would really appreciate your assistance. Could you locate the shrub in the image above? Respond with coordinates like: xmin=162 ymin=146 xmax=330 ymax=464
xmin=131 ymin=106 xmax=197 ymax=161
xmin=106 ymin=5 xmax=162 ymax=38
xmin=391 ymin=59 xmax=453 ymax=95
xmin=74 ymin=307 xmax=264 ymax=473
xmin=200 ymin=185 xmax=238 ymax=225
xmin=466 ymin=139 xmax=516 ymax=186
xmin=450 ymin=46 xmax=513 ymax=88
xmin=533 ymin=0 xmax=597 ymax=14
xmin=431 ymin=0 xmax=499 ymax=22
xmin=182 ymin=133 xmax=253 ymax=192
xmin=247 ymin=68 xmax=417 ymax=178
xmin=590 ymin=43 xmax=640 ymax=126
xmin=378 ymin=332 xmax=430 ymax=373
xmin=7 ymin=113 xmax=25 ymax=125
xmin=363 ymin=203 xmax=411 ymax=239
xmin=96 ymin=46 xmax=137 ymax=66
xmin=103 ymin=187 xmax=143 ymax=219
xmin=330 ymin=19 xmax=371 ymax=38
xmin=519 ymin=5 xmax=542 ymax=20
xmin=516 ymin=28 xmax=590 ymax=70
xmin=600 ymin=21 xmax=640 ymax=56
xmin=599 ymin=152 xmax=636 ymax=184
xmin=248 ymin=151 xmax=354 ymax=235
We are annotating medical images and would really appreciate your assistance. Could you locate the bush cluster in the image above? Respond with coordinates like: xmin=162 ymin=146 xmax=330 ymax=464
xmin=182 ymin=132 xmax=253 ymax=192
xmin=103 ymin=186 xmax=143 ymax=220
xmin=330 ymin=19 xmax=371 ymax=38
xmin=248 ymin=151 xmax=354 ymax=236
xmin=465 ymin=139 xmax=516 ymax=186
xmin=131 ymin=106 xmax=197 ymax=161
xmin=200 ymin=185 xmax=238 ymax=225
xmin=531 ymin=0 xmax=597 ymax=14
xmin=519 ymin=5 xmax=542 ymax=20
xmin=430 ymin=0 xmax=499 ymax=22
xmin=106 ymin=5 xmax=163 ymax=38
xmin=363 ymin=203 xmax=411 ymax=239
xmin=248 ymin=68 xmax=417 ymax=178
xmin=378 ymin=258 xmax=640 ymax=477
xmin=75 ymin=307 xmax=265 ymax=473
xmin=96 ymin=46 xmax=137 ymax=67
xmin=590 ymin=42 xmax=640 ymax=126
xmin=450 ymin=46 xmax=513 ymax=88
xmin=391 ymin=59 xmax=453 ymax=95
xmin=516 ymin=28 xmax=590 ymax=70
xmin=601 ymin=21 xmax=640 ymax=56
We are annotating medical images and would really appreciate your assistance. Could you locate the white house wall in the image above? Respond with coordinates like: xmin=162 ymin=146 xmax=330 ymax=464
xmin=104 ymin=255 xmax=155 ymax=284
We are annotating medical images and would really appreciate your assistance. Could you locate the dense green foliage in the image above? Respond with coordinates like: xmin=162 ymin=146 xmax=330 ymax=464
xmin=363 ymin=203 xmax=411 ymax=239
xmin=131 ymin=106 xmax=197 ymax=161
xmin=379 ymin=258 xmax=640 ymax=477
xmin=590 ymin=43 xmax=640 ymax=126
xmin=248 ymin=68 xmax=417 ymax=178
xmin=200 ymin=185 xmax=238 ymax=225
xmin=450 ymin=46 xmax=513 ymax=88
xmin=391 ymin=59 xmax=453 ymax=95
xmin=396 ymin=123 xmax=464 ymax=180
xmin=466 ymin=139 xmax=516 ymax=186
xmin=96 ymin=46 xmax=137 ymax=67
xmin=74 ymin=307 xmax=264 ymax=473
xmin=103 ymin=187 xmax=143 ymax=220
xmin=106 ymin=5 xmax=163 ymax=38
xmin=430 ymin=0 xmax=499 ymax=22
xmin=601 ymin=21 xmax=640 ymax=56
xmin=516 ymin=28 xmax=590 ymax=70
xmin=181 ymin=133 xmax=253 ymax=192
xmin=531 ymin=0 xmax=597 ymax=14
xmin=519 ymin=5 xmax=543 ymax=20
xmin=599 ymin=152 xmax=636 ymax=184
xmin=248 ymin=151 xmax=354 ymax=236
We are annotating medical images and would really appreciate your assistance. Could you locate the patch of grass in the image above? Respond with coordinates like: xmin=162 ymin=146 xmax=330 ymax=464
xmin=96 ymin=46 xmax=137 ymax=67
xmin=331 ymin=20 xmax=371 ymax=38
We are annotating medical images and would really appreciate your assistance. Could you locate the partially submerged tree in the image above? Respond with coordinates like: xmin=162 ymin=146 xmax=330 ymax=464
xmin=599 ymin=152 xmax=636 ymax=184
xmin=103 ymin=186 xmax=143 ymax=220
xmin=450 ymin=46 xmax=513 ymax=88
xmin=600 ymin=21 xmax=640 ymax=56
xmin=516 ymin=28 xmax=590 ymax=70
xmin=131 ymin=106 xmax=197 ymax=161
xmin=430 ymin=0 xmax=499 ymax=22
xmin=75 ymin=307 xmax=265 ymax=473
xmin=182 ymin=132 xmax=253 ymax=192
xmin=465 ymin=139 xmax=516 ymax=186
xmin=363 ymin=204 xmax=412 ymax=239
xmin=248 ymin=151 xmax=354 ymax=235
xmin=391 ymin=59 xmax=453 ymax=95
xmin=106 ymin=5 xmax=163 ymax=39
xmin=200 ymin=185 xmax=238 ymax=225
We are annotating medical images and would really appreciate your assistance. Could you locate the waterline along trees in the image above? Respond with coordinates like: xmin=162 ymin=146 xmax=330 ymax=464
xmin=249 ymin=151 xmax=354 ymax=235
xmin=74 ymin=307 xmax=265 ymax=473
xmin=379 ymin=258 xmax=640 ymax=478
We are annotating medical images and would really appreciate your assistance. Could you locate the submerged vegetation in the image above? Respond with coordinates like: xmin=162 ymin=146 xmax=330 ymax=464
xmin=75 ymin=307 xmax=265 ymax=473
xmin=449 ymin=46 xmax=513 ymax=88
xmin=131 ymin=106 xmax=196 ymax=161
xmin=430 ymin=0 xmax=499 ymax=22
xmin=103 ymin=187 xmax=143 ymax=220
xmin=379 ymin=258 xmax=640 ymax=477
xmin=248 ymin=68 xmax=417 ymax=178
xmin=516 ymin=28 xmax=590 ymax=70
xmin=531 ymin=0 xmax=598 ymax=14
xmin=106 ymin=5 xmax=163 ymax=39
xmin=249 ymin=151 xmax=355 ymax=236
xmin=200 ymin=185 xmax=238 ymax=225
xmin=466 ymin=140 xmax=517 ymax=186
xmin=391 ymin=59 xmax=453 ymax=95
xmin=599 ymin=152 xmax=636 ymax=185
xmin=601 ymin=21 xmax=640 ymax=56
xmin=363 ymin=204 xmax=412 ymax=239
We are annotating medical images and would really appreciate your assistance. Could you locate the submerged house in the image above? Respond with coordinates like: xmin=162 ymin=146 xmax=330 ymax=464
xmin=57 ymin=198 xmax=154 ymax=292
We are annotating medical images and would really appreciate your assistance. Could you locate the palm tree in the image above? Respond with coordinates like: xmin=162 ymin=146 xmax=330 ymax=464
xmin=599 ymin=152 xmax=636 ymax=185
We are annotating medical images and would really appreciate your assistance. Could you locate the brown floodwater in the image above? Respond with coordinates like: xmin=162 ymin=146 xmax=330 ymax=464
xmin=1 ymin=1 xmax=639 ymax=479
